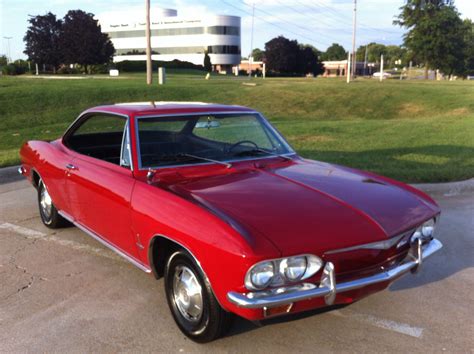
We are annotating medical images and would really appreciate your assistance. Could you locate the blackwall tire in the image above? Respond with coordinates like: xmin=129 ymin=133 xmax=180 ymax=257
xmin=37 ymin=179 xmax=68 ymax=229
xmin=164 ymin=250 xmax=233 ymax=343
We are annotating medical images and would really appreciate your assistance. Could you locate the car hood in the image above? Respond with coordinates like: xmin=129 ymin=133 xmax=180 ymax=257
xmin=164 ymin=159 xmax=439 ymax=255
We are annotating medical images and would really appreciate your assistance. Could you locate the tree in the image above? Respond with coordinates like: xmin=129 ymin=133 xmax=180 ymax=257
xmin=251 ymin=48 xmax=265 ymax=61
xmin=265 ymin=36 xmax=299 ymax=74
xmin=203 ymin=51 xmax=212 ymax=72
xmin=356 ymin=43 xmax=408 ymax=67
xmin=264 ymin=36 xmax=324 ymax=76
xmin=60 ymin=10 xmax=114 ymax=73
xmin=394 ymin=0 xmax=466 ymax=77
xmin=0 ymin=55 xmax=7 ymax=66
xmin=463 ymin=19 xmax=474 ymax=76
xmin=321 ymin=43 xmax=347 ymax=61
xmin=297 ymin=45 xmax=324 ymax=76
xmin=23 ymin=12 xmax=62 ymax=71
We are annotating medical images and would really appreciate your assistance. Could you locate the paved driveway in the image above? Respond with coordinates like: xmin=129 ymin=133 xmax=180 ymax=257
xmin=0 ymin=178 xmax=473 ymax=352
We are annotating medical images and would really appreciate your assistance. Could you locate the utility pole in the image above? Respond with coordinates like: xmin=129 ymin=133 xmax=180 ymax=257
xmin=380 ymin=54 xmax=384 ymax=82
xmin=145 ymin=0 xmax=152 ymax=85
xmin=3 ymin=36 xmax=12 ymax=63
xmin=249 ymin=2 xmax=255 ymax=78
xmin=351 ymin=0 xmax=357 ymax=79
xmin=363 ymin=45 xmax=368 ymax=76
xmin=346 ymin=52 xmax=351 ymax=84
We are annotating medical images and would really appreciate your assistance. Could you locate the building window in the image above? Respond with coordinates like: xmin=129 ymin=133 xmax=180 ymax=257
xmin=107 ymin=26 xmax=240 ymax=39
xmin=206 ymin=26 xmax=240 ymax=35
xmin=116 ymin=45 xmax=241 ymax=56
xmin=207 ymin=46 xmax=241 ymax=54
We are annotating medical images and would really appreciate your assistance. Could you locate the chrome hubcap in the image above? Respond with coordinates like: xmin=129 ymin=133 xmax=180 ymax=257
xmin=40 ymin=184 xmax=52 ymax=219
xmin=173 ymin=265 xmax=203 ymax=323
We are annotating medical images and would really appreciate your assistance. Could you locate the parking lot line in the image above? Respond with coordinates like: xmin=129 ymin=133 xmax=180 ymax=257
xmin=330 ymin=309 xmax=424 ymax=338
xmin=0 ymin=222 xmax=121 ymax=261
xmin=0 ymin=222 xmax=46 ymax=238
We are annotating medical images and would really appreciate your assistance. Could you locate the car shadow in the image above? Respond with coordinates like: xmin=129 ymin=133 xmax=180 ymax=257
xmin=224 ymin=304 xmax=348 ymax=339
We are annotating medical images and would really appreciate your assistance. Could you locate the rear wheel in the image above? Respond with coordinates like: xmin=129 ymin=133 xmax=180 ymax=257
xmin=37 ymin=179 xmax=67 ymax=228
xmin=164 ymin=250 xmax=233 ymax=343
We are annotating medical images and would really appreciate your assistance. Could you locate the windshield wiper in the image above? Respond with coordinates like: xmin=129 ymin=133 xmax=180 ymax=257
xmin=233 ymin=148 xmax=293 ymax=161
xmin=176 ymin=153 xmax=232 ymax=168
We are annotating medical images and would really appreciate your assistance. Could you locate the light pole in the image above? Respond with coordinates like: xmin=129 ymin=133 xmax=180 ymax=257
xmin=249 ymin=2 xmax=255 ymax=78
xmin=351 ymin=0 xmax=357 ymax=80
xmin=3 ymin=36 xmax=12 ymax=63
xmin=145 ymin=0 xmax=152 ymax=85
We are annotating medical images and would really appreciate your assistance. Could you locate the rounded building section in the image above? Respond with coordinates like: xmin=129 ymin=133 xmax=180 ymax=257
xmin=101 ymin=8 xmax=241 ymax=73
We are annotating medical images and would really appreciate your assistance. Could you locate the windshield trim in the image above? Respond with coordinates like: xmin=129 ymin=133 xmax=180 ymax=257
xmin=134 ymin=111 xmax=295 ymax=171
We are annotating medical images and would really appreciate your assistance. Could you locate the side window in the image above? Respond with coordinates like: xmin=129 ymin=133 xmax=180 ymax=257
xmin=66 ymin=114 xmax=130 ymax=168
xmin=120 ymin=124 xmax=131 ymax=168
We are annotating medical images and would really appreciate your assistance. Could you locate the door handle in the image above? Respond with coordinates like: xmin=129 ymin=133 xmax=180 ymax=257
xmin=66 ymin=164 xmax=78 ymax=170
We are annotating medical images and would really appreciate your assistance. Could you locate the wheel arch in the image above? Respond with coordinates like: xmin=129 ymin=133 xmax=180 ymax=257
xmin=148 ymin=235 xmax=210 ymax=283
xmin=31 ymin=168 xmax=41 ymax=189
xmin=148 ymin=234 xmax=229 ymax=311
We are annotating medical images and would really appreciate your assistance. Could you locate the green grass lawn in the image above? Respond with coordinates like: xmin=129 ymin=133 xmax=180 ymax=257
xmin=0 ymin=73 xmax=473 ymax=182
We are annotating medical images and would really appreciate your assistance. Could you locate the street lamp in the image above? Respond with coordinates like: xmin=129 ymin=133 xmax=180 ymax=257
xmin=3 ymin=36 xmax=12 ymax=63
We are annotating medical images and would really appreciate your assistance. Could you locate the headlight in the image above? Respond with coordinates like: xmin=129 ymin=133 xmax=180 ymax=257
xmin=280 ymin=256 xmax=307 ymax=281
xmin=421 ymin=218 xmax=435 ymax=238
xmin=245 ymin=254 xmax=323 ymax=291
xmin=247 ymin=261 xmax=274 ymax=290
xmin=411 ymin=218 xmax=436 ymax=243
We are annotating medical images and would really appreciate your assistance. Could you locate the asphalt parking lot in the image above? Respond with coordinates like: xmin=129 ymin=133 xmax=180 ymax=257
xmin=0 ymin=175 xmax=473 ymax=352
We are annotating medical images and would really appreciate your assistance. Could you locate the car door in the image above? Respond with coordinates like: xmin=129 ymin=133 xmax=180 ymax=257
xmin=63 ymin=113 xmax=139 ymax=258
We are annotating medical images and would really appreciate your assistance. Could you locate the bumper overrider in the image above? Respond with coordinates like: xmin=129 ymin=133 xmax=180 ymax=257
xmin=227 ymin=238 xmax=443 ymax=309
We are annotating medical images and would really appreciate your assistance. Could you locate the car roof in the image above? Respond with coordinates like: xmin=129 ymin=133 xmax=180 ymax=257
xmin=85 ymin=102 xmax=257 ymax=117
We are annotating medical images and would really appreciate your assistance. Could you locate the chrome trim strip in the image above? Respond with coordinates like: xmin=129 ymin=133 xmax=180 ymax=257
xmin=58 ymin=210 xmax=151 ymax=273
xmin=325 ymin=230 xmax=414 ymax=254
xmin=227 ymin=238 xmax=442 ymax=309
xmin=134 ymin=111 xmax=296 ymax=171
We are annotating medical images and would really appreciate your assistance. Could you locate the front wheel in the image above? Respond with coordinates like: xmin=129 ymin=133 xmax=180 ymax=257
xmin=37 ymin=179 xmax=68 ymax=228
xmin=164 ymin=250 xmax=233 ymax=343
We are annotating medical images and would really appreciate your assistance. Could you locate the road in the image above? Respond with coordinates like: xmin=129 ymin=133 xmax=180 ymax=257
xmin=0 ymin=178 xmax=473 ymax=352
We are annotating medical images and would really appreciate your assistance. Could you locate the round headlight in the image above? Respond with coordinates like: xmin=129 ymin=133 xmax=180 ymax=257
xmin=248 ymin=261 xmax=274 ymax=289
xmin=421 ymin=219 xmax=435 ymax=238
xmin=280 ymin=256 xmax=307 ymax=281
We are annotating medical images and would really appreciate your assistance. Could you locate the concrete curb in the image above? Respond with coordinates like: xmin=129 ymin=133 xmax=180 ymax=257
xmin=0 ymin=166 xmax=22 ymax=185
xmin=412 ymin=178 xmax=474 ymax=196
xmin=1 ymin=165 xmax=473 ymax=195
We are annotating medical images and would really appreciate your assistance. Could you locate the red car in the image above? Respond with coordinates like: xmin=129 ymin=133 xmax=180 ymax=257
xmin=19 ymin=102 xmax=442 ymax=342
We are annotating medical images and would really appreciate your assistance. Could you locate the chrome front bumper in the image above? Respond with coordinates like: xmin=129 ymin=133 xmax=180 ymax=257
xmin=227 ymin=238 xmax=443 ymax=309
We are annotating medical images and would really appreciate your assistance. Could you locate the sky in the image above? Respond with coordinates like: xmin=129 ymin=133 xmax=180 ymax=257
xmin=1 ymin=0 xmax=473 ymax=60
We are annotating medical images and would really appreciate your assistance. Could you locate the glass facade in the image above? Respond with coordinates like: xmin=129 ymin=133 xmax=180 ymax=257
xmin=107 ymin=26 xmax=240 ymax=39
xmin=116 ymin=45 xmax=240 ymax=56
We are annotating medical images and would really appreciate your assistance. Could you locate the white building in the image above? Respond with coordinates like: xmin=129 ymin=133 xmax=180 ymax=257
xmin=100 ymin=8 xmax=241 ymax=73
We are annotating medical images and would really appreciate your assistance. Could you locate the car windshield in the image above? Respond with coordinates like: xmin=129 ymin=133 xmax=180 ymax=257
xmin=137 ymin=113 xmax=293 ymax=168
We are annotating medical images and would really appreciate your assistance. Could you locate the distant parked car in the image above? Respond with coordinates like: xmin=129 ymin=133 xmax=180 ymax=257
xmin=19 ymin=102 xmax=442 ymax=342
xmin=467 ymin=75 xmax=474 ymax=80
xmin=373 ymin=71 xmax=392 ymax=79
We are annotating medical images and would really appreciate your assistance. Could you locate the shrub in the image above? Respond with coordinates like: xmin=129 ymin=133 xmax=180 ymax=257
xmin=1 ymin=61 xmax=28 ymax=75
xmin=115 ymin=59 xmax=205 ymax=72
xmin=57 ymin=66 xmax=81 ymax=74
